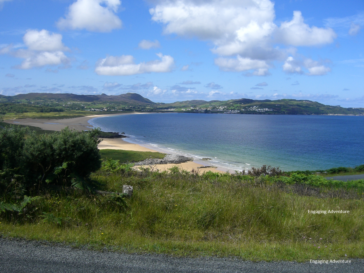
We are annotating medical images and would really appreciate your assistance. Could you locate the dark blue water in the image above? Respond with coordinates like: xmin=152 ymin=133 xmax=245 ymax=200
xmin=89 ymin=113 xmax=364 ymax=172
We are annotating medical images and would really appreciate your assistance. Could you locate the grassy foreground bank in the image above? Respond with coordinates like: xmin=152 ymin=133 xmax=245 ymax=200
xmin=0 ymin=124 xmax=363 ymax=262
xmin=1 ymin=161 xmax=364 ymax=261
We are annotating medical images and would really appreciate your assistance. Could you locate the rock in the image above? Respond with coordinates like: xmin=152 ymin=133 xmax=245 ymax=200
xmin=201 ymin=158 xmax=211 ymax=161
xmin=134 ymin=154 xmax=193 ymax=166
xmin=123 ymin=185 xmax=133 ymax=197
xmin=197 ymin=165 xmax=217 ymax=169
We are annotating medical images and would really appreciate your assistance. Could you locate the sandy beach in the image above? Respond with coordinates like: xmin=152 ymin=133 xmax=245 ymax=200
xmin=5 ymin=113 xmax=226 ymax=174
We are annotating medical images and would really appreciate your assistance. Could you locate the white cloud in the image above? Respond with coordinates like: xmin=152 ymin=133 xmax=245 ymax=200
xmin=149 ymin=86 xmax=166 ymax=95
xmin=57 ymin=0 xmax=122 ymax=32
xmin=151 ymin=0 xmax=277 ymax=59
xmin=303 ymin=59 xmax=331 ymax=76
xmin=181 ymin=65 xmax=189 ymax=71
xmin=138 ymin=40 xmax=160 ymax=49
xmin=23 ymin=29 xmax=69 ymax=51
xmin=215 ymin=56 xmax=269 ymax=75
xmin=150 ymin=0 xmax=275 ymax=41
xmin=2 ymin=30 xmax=71 ymax=69
xmin=0 ymin=44 xmax=13 ymax=54
xmin=95 ymin=53 xmax=174 ymax=75
xmin=325 ymin=13 xmax=364 ymax=30
xmin=349 ymin=24 xmax=361 ymax=36
xmin=15 ymin=50 xmax=69 ymax=70
xmin=276 ymin=11 xmax=336 ymax=46
xmin=150 ymin=0 xmax=336 ymax=76
xmin=212 ymin=21 xmax=277 ymax=57
xmin=283 ymin=56 xmax=330 ymax=76
xmin=283 ymin=56 xmax=303 ymax=74
xmin=208 ymin=90 xmax=222 ymax=97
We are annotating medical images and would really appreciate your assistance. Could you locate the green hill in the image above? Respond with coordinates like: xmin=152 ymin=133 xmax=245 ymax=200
xmin=1 ymin=92 xmax=363 ymax=116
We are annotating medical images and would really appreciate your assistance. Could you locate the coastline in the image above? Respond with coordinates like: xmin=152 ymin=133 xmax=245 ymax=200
xmin=4 ymin=113 xmax=227 ymax=174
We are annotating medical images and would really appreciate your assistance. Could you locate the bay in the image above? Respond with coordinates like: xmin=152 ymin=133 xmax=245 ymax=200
xmin=89 ymin=113 xmax=364 ymax=172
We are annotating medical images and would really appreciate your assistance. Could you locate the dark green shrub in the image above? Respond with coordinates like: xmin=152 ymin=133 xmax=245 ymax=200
xmin=327 ymin=167 xmax=351 ymax=174
xmin=354 ymin=165 xmax=364 ymax=172
xmin=247 ymin=165 xmax=283 ymax=177
xmin=0 ymin=126 xmax=102 ymax=194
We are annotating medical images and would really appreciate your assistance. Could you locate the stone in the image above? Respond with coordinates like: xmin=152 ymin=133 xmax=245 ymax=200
xmin=134 ymin=154 xmax=193 ymax=166
xmin=123 ymin=185 xmax=133 ymax=197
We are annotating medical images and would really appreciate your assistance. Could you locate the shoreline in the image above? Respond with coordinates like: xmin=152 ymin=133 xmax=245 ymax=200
xmin=4 ymin=113 xmax=227 ymax=174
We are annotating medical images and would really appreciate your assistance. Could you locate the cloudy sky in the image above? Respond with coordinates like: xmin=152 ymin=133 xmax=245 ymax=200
xmin=0 ymin=0 xmax=363 ymax=106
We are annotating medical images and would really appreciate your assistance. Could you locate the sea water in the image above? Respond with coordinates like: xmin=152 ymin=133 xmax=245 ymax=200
xmin=89 ymin=113 xmax=364 ymax=172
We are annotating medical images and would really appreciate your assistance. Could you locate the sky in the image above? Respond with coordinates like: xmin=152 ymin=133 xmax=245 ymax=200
xmin=0 ymin=0 xmax=363 ymax=107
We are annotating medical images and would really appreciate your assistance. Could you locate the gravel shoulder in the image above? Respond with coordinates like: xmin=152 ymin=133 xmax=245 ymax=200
xmin=1 ymin=238 xmax=363 ymax=273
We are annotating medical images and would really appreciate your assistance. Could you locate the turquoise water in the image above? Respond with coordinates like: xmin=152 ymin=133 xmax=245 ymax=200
xmin=89 ymin=113 xmax=364 ymax=172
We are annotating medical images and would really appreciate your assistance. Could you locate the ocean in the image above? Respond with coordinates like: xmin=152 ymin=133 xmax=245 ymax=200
xmin=89 ymin=113 xmax=364 ymax=172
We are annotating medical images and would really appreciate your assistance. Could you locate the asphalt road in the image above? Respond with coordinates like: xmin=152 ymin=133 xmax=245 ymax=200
xmin=1 ymin=239 xmax=363 ymax=273
xmin=325 ymin=174 xmax=364 ymax=182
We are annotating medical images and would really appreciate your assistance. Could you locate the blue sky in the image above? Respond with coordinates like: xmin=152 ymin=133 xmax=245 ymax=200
xmin=0 ymin=0 xmax=363 ymax=107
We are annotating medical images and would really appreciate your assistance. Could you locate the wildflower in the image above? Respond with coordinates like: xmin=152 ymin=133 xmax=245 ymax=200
xmin=309 ymin=238 xmax=312 ymax=240
xmin=320 ymin=238 xmax=322 ymax=240
xmin=345 ymin=254 xmax=347 ymax=257
xmin=102 ymin=233 xmax=104 ymax=234
xmin=318 ymin=246 xmax=320 ymax=249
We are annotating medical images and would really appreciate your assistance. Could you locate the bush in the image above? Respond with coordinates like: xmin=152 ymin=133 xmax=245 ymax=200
xmin=245 ymin=165 xmax=283 ymax=177
xmin=354 ymin=164 xmax=364 ymax=172
xmin=327 ymin=166 xmax=351 ymax=174
xmin=0 ymin=126 xmax=102 ymax=195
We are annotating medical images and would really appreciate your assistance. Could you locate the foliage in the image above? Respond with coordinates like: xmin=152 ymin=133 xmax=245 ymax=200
xmin=354 ymin=164 xmax=364 ymax=172
xmin=101 ymin=159 xmax=134 ymax=174
xmin=0 ymin=126 xmax=102 ymax=194
xmin=99 ymin=149 xmax=165 ymax=163
xmin=41 ymin=212 xmax=70 ymax=226
xmin=98 ymin=193 xmax=128 ymax=212
xmin=0 ymin=195 xmax=41 ymax=222
xmin=278 ymin=173 xmax=364 ymax=190
xmin=327 ymin=166 xmax=351 ymax=174
xmin=243 ymin=165 xmax=284 ymax=177
xmin=1 ymin=168 xmax=364 ymax=261
xmin=0 ymin=102 xmax=64 ymax=114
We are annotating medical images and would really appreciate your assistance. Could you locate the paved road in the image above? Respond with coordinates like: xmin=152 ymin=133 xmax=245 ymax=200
xmin=1 ymin=239 xmax=363 ymax=273
xmin=325 ymin=174 xmax=364 ymax=182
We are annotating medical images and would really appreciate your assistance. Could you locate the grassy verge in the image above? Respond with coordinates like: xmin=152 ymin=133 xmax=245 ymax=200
xmin=99 ymin=149 xmax=165 ymax=163
xmin=1 ymin=166 xmax=363 ymax=261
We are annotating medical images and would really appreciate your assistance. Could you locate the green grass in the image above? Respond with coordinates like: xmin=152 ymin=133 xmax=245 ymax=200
xmin=99 ymin=149 xmax=165 ymax=163
xmin=1 ymin=166 xmax=363 ymax=261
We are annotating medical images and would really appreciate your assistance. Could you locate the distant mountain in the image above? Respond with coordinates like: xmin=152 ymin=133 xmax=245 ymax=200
xmin=1 ymin=92 xmax=363 ymax=115
xmin=1 ymin=93 xmax=155 ymax=105
xmin=163 ymin=100 xmax=209 ymax=107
